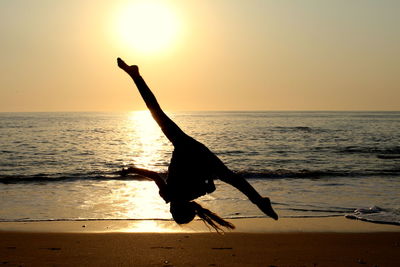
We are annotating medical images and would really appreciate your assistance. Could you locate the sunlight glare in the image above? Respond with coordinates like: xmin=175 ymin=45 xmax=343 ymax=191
xmin=115 ymin=0 xmax=181 ymax=54
xmin=127 ymin=110 xmax=168 ymax=171
xmin=110 ymin=180 xmax=169 ymax=220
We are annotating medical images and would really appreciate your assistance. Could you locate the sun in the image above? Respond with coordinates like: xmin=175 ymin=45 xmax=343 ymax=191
xmin=114 ymin=1 xmax=181 ymax=54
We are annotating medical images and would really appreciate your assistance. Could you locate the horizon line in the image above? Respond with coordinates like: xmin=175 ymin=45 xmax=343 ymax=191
xmin=1 ymin=109 xmax=400 ymax=113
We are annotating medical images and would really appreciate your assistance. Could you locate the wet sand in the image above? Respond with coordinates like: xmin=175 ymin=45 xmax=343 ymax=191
xmin=1 ymin=218 xmax=399 ymax=267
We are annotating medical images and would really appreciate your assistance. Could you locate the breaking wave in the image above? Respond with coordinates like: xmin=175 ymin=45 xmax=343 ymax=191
xmin=1 ymin=168 xmax=399 ymax=184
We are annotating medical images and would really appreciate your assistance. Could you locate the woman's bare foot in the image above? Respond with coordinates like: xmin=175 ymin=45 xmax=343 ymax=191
xmin=117 ymin=58 xmax=139 ymax=78
xmin=257 ymin=197 xmax=278 ymax=220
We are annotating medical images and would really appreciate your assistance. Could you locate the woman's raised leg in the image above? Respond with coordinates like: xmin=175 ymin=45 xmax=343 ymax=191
xmin=117 ymin=58 xmax=187 ymax=145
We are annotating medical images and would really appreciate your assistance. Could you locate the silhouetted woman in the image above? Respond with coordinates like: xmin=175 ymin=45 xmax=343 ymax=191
xmin=117 ymin=58 xmax=278 ymax=231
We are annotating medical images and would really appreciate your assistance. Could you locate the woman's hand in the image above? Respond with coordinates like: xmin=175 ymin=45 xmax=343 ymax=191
xmin=117 ymin=57 xmax=140 ymax=78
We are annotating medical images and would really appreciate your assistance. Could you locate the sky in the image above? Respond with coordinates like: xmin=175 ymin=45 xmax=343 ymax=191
xmin=0 ymin=0 xmax=399 ymax=112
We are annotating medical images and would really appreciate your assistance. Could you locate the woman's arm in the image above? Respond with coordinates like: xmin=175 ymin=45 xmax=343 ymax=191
xmin=117 ymin=58 xmax=186 ymax=145
xmin=121 ymin=167 xmax=170 ymax=203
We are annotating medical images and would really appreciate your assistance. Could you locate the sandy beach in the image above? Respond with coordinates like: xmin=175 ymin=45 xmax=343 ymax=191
xmin=1 ymin=217 xmax=399 ymax=267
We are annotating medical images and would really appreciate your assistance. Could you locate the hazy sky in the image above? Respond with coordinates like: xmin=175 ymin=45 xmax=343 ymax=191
xmin=1 ymin=0 xmax=399 ymax=112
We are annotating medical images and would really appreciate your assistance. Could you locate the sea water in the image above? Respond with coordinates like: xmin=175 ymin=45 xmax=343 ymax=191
xmin=0 ymin=111 xmax=399 ymax=225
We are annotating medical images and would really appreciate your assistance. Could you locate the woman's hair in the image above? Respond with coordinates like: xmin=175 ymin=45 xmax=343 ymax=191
xmin=191 ymin=201 xmax=235 ymax=232
xmin=170 ymin=201 xmax=235 ymax=232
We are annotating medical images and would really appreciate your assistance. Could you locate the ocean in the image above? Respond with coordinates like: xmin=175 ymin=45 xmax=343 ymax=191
xmin=0 ymin=111 xmax=399 ymax=226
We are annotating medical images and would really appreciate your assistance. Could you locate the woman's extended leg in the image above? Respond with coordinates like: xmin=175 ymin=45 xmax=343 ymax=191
xmin=117 ymin=58 xmax=186 ymax=145
xmin=211 ymin=156 xmax=278 ymax=220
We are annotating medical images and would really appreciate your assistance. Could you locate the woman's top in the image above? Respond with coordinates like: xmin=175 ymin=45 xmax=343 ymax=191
xmin=165 ymin=135 xmax=217 ymax=202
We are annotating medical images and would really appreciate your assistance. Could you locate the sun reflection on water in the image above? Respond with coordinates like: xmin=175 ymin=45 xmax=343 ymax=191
xmin=108 ymin=180 xmax=170 ymax=219
xmin=126 ymin=110 xmax=170 ymax=171
xmin=110 ymin=111 xmax=172 ymax=224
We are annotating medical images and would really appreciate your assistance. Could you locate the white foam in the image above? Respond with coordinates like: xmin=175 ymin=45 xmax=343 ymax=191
xmin=345 ymin=206 xmax=400 ymax=226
